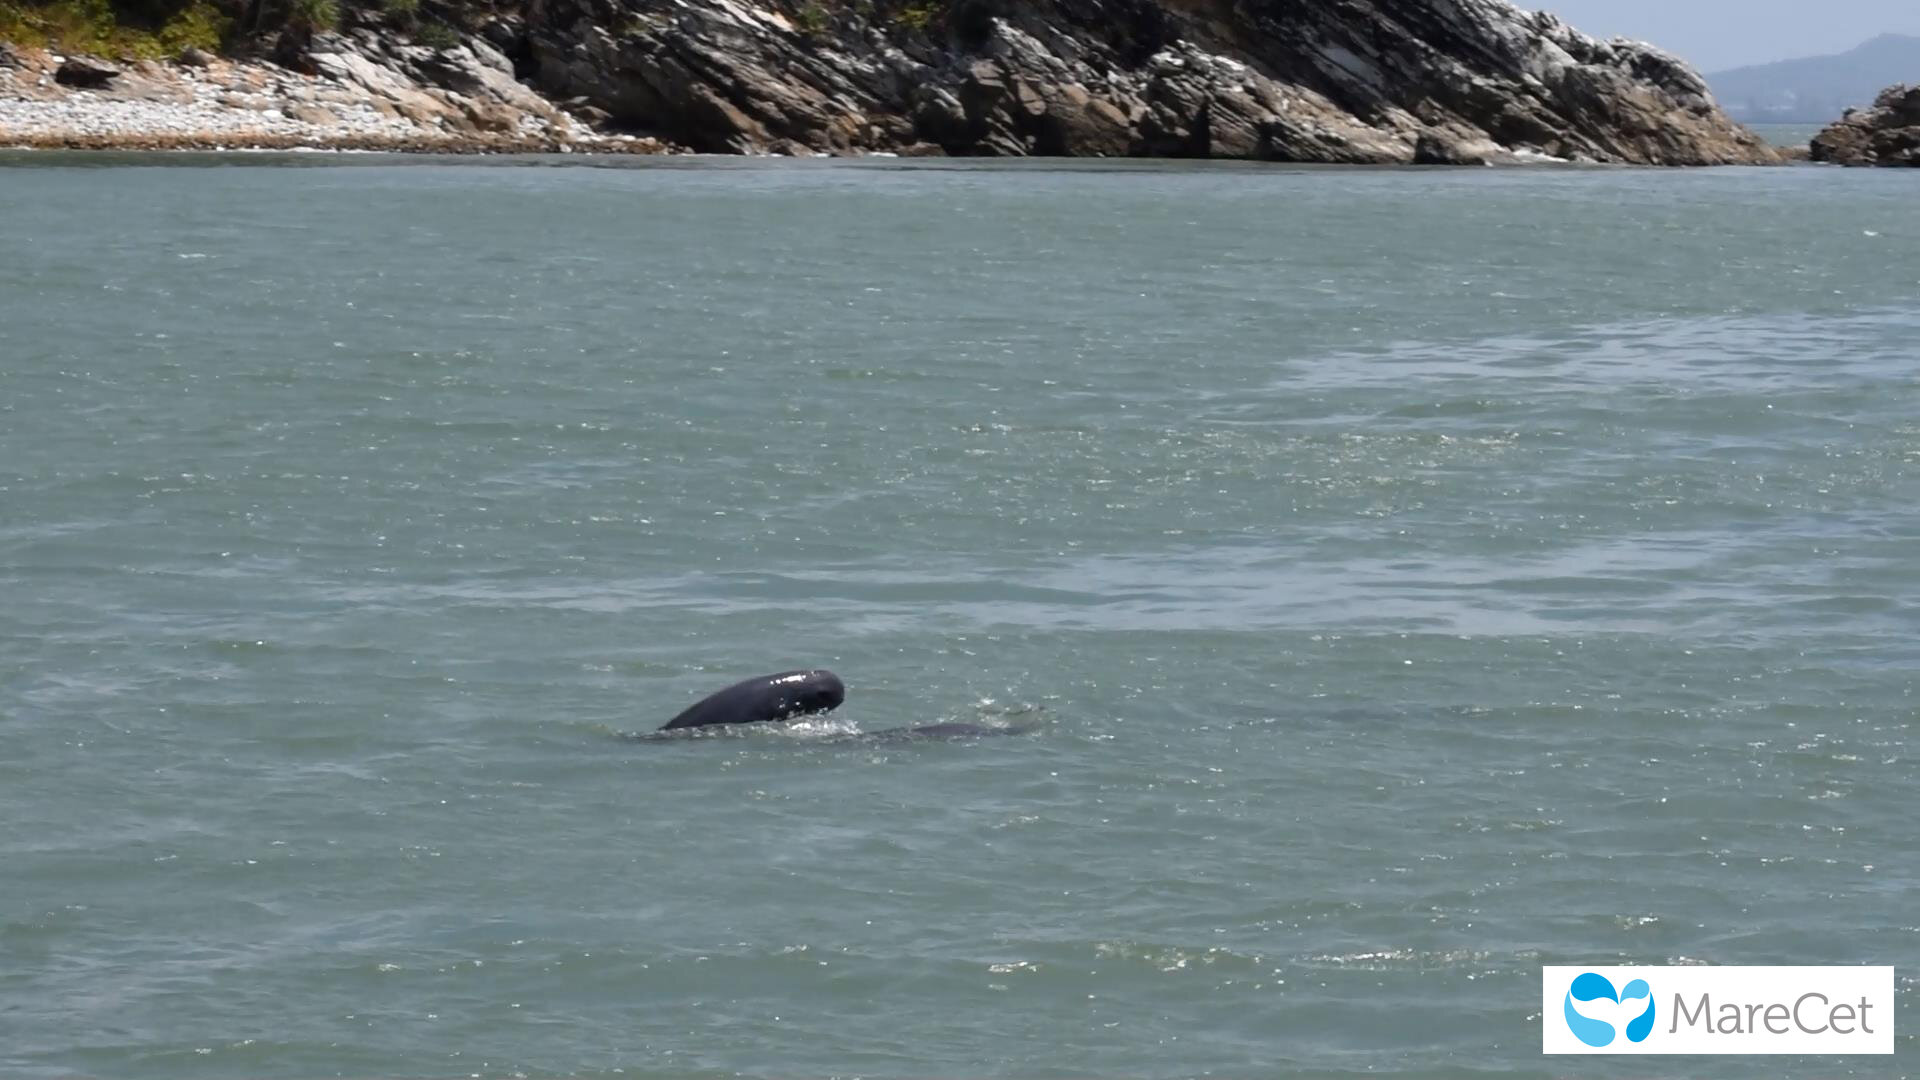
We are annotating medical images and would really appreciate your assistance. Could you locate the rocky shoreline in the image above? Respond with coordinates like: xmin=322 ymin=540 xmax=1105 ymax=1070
xmin=4 ymin=0 xmax=1784 ymax=163
xmin=0 ymin=37 xmax=671 ymax=154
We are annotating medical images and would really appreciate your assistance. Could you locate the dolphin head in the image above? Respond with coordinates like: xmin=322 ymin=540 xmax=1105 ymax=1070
xmin=778 ymin=669 xmax=845 ymax=719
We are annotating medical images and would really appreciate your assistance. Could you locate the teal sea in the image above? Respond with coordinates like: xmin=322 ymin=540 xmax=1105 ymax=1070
xmin=2 ymin=154 xmax=1916 ymax=1078
xmin=1748 ymin=123 xmax=1826 ymax=148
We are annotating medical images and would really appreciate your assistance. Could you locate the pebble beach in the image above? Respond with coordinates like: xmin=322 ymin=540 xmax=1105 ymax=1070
xmin=0 ymin=41 xmax=670 ymax=153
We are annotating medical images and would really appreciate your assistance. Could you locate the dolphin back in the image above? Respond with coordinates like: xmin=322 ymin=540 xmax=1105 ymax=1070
xmin=659 ymin=669 xmax=846 ymax=730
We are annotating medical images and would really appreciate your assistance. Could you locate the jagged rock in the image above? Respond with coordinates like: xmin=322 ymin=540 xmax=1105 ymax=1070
xmin=297 ymin=28 xmax=570 ymax=136
xmin=178 ymin=46 xmax=216 ymax=68
xmin=571 ymin=103 xmax=613 ymax=129
xmin=392 ymin=99 xmax=450 ymax=126
xmin=1414 ymin=129 xmax=1512 ymax=165
xmin=515 ymin=0 xmax=1776 ymax=163
xmin=285 ymin=102 xmax=338 ymax=125
xmin=1891 ymin=84 xmax=1920 ymax=124
xmin=1811 ymin=84 xmax=1920 ymax=166
xmin=461 ymin=99 xmax=522 ymax=132
xmin=55 ymin=57 xmax=120 ymax=89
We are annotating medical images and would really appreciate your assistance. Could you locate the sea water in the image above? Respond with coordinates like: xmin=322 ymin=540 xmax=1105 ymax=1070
xmin=2 ymin=154 xmax=1916 ymax=1078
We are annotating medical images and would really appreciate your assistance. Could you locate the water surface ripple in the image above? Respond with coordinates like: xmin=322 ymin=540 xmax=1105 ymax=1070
xmin=1 ymin=156 xmax=1916 ymax=1078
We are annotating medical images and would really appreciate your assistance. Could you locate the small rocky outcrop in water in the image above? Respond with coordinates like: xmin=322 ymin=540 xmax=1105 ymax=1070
xmin=1810 ymin=84 xmax=1920 ymax=166
xmin=514 ymin=0 xmax=1776 ymax=163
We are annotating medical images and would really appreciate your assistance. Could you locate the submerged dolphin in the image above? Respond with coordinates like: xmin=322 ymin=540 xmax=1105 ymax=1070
xmin=853 ymin=721 xmax=1037 ymax=741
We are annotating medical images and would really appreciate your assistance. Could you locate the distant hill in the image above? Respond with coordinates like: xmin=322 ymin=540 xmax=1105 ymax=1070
xmin=1709 ymin=34 xmax=1920 ymax=123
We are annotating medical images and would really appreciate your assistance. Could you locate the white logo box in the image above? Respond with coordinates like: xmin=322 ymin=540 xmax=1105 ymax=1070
xmin=1542 ymin=966 xmax=1895 ymax=1055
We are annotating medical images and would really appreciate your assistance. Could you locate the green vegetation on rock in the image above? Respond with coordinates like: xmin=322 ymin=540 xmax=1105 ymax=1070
xmin=410 ymin=15 xmax=457 ymax=47
xmin=285 ymin=0 xmax=336 ymax=32
xmin=0 ymin=0 xmax=228 ymax=57
xmin=791 ymin=1 xmax=825 ymax=35
xmin=890 ymin=0 xmax=939 ymax=32
xmin=0 ymin=0 xmax=479 ymax=59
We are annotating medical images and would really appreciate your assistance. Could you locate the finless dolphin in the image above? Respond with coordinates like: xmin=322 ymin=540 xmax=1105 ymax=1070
xmin=626 ymin=669 xmax=1036 ymax=742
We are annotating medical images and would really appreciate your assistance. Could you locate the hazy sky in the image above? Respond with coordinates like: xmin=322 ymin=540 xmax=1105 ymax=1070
xmin=1532 ymin=1 xmax=1920 ymax=71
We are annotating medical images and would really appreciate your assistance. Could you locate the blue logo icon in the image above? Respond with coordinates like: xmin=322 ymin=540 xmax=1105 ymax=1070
xmin=1564 ymin=972 xmax=1655 ymax=1047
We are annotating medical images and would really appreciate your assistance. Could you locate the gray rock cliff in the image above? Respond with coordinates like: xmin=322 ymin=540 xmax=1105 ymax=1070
xmin=506 ymin=0 xmax=1776 ymax=163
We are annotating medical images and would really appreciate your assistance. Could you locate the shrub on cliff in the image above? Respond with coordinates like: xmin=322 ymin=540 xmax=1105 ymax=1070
xmin=410 ymin=15 xmax=457 ymax=47
xmin=283 ymin=0 xmax=334 ymax=31
xmin=0 ymin=0 xmax=229 ymax=57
